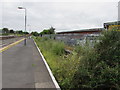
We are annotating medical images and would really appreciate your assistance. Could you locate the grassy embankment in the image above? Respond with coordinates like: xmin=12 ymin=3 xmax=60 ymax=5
xmin=34 ymin=37 xmax=80 ymax=89
xmin=34 ymin=30 xmax=120 ymax=89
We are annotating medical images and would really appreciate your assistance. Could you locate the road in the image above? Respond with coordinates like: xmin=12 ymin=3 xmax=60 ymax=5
xmin=2 ymin=38 xmax=57 ymax=89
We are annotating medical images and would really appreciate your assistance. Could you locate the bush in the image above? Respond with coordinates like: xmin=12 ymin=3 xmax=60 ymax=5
xmin=71 ymin=31 xmax=120 ymax=89
xmin=34 ymin=31 xmax=120 ymax=90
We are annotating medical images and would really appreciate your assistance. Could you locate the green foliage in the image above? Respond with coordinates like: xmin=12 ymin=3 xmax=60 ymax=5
xmin=9 ymin=29 xmax=14 ymax=33
xmin=40 ymin=30 xmax=50 ymax=34
xmin=16 ymin=30 xmax=23 ymax=34
xmin=35 ymin=37 xmax=65 ymax=56
xmin=31 ymin=31 xmax=39 ymax=36
xmin=34 ymin=37 xmax=80 ymax=89
xmin=1 ymin=28 xmax=28 ymax=36
xmin=34 ymin=30 xmax=120 ymax=90
xmin=24 ymin=32 xmax=29 ymax=34
xmin=96 ymin=31 xmax=120 ymax=67
xmin=40 ymin=26 xmax=55 ymax=35
xmin=71 ymin=31 xmax=120 ymax=89
xmin=2 ymin=28 xmax=14 ymax=35
xmin=16 ymin=30 xmax=29 ymax=35
xmin=51 ymin=42 xmax=65 ymax=56
xmin=2 ymin=28 xmax=9 ymax=34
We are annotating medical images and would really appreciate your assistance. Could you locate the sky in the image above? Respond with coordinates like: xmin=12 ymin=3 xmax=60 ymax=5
xmin=1 ymin=0 xmax=119 ymax=33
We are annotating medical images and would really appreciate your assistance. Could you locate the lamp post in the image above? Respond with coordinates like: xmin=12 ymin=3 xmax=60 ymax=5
xmin=18 ymin=6 xmax=27 ymax=45
xmin=27 ymin=24 xmax=31 ymax=34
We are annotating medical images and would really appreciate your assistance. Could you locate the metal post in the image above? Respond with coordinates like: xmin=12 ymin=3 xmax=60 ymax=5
xmin=18 ymin=7 xmax=27 ymax=46
xmin=24 ymin=8 xmax=27 ymax=45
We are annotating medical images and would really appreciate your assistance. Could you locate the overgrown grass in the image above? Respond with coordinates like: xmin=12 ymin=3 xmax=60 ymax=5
xmin=34 ymin=30 xmax=120 ymax=90
xmin=34 ymin=37 xmax=80 ymax=89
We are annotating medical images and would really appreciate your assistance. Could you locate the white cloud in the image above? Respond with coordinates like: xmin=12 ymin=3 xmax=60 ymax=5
xmin=2 ymin=0 xmax=119 ymax=2
xmin=1 ymin=2 xmax=118 ymax=32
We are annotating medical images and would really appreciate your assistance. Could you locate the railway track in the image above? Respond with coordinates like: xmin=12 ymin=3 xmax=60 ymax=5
xmin=0 ymin=36 xmax=24 ymax=48
xmin=0 ymin=35 xmax=24 ymax=40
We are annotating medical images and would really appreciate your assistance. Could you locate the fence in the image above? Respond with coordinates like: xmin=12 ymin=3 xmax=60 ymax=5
xmin=41 ymin=33 xmax=101 ymax=46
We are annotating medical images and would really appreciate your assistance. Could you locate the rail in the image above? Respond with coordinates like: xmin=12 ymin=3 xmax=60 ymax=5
xmin=0 ymin=36 xmax=24 ymax=40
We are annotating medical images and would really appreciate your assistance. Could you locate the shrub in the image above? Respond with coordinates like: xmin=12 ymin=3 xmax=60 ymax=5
xmin=34 ymin=31 xmax=120 ymax=90
xmin=71 ymin=31 xmax=120 ymax=89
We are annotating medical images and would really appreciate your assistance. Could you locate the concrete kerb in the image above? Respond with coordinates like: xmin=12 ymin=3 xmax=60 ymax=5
xmin=33 ymin=39 xmax=61 ymax=90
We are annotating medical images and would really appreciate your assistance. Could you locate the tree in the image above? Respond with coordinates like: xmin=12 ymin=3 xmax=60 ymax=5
xmin=9 ymin=29 xmax=14 ymax=33
xmin=31 ymin=31 xmax=39 ymax=36
xmin=2 ymin=28 xmax=9 ymax=34
xmin=49 ymin=26 xmax=55 ymax=34
xmin=71 ymin=31 xmax=120 ymax=89
xmin=40 ymin=26 xmax=55 ymax=35
xmin=24 ymin=32 xmax=29 ymax=34
xmin=16 ymin=30 xmax=23 ymax=34
xmin=40 ymin=30 xmax=50 ymax=34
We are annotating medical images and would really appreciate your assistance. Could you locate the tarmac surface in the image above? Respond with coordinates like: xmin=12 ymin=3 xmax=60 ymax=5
xmin=2 ymin=38 xmax=56 ymax=89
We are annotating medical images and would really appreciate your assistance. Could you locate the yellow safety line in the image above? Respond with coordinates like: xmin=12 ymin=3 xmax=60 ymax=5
xmin=0 ymin=38 xmax=25 ymax=53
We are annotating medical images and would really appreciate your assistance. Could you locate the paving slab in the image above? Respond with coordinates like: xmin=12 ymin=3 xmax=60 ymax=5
xmin=2 ymin=38 xmax=56 ymax=89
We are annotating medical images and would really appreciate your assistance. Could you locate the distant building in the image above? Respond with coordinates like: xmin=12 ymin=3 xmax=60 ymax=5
xmin=55 ymin=28 xmax=104 ymax=46
xmin=104 ymin=21 xmax=120 ymax=30
xmin=57 ymin=28 xmax=104 ymax=35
